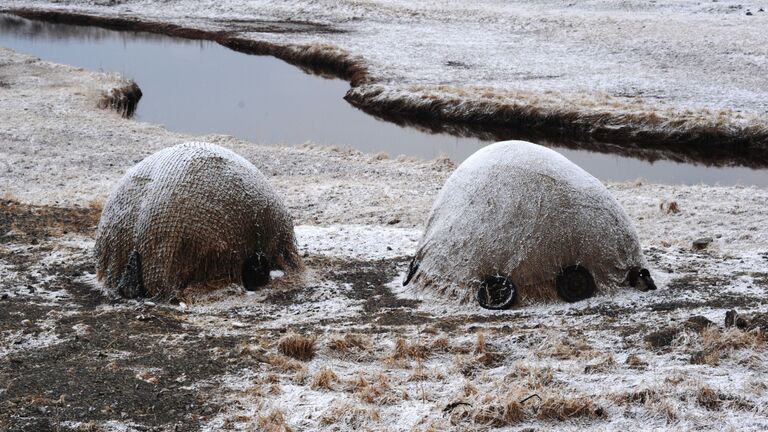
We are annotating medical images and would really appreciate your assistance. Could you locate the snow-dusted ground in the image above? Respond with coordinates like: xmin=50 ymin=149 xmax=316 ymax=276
xmin=4 ymin=0 xmax=768 ymax=146
xmin=1 ymin=40 xmax=768 ymax=432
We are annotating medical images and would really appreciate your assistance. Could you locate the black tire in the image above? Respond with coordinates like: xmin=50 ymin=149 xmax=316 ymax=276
xmin=117 ymin=250 xmax=146 ymax=299
xmin=402 ymin=258 xmax=420 ymax=286
xmin=556 ymin=265 xmax=596 ymax=303
xmin=242 ymin=256 xmax=271 ymax=291
xmin=476 ymin=275 xmax=517 ymax=310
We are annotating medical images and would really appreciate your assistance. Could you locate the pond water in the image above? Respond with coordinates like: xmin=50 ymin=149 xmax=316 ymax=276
xmin=1 ymin=14 xmax=765 ymax=186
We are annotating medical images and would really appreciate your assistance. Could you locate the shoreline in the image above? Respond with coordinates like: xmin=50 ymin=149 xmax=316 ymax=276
xmin=3 ymin=7 xmax=768 ymax=168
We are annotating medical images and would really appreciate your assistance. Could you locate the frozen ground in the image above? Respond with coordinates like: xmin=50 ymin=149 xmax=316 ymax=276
xmin=1 ymin=46 xmax=768 ymax=431
xmin=4 ymin=0 xmax=768 ymax=153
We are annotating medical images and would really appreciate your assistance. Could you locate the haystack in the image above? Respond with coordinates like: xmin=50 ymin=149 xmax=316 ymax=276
xmin=403 ymin=141 xmax=655 ymax=309
xmin=95 ymin=142 xmax=302 ymax=300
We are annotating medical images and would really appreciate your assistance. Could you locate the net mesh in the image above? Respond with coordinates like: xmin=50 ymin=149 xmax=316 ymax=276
xmin=95 ymin=142 xmax=301 ymax=299
xmin=408 ymin=141 xmax=647 ymax=306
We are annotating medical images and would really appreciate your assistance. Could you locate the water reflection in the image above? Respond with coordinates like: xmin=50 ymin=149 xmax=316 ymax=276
xmin=0 ymin=14 xmax=765 ymax=186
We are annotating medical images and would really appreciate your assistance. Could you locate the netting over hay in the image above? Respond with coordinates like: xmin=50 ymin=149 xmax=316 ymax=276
xmin=95 ymin=142 xmax=302 ymax=300
xmin=405 ymin=141 xmax=654 ymax=308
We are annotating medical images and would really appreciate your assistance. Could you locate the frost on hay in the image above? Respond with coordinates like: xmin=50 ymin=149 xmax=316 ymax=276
xmin=95 ymin=142 xmax=302 ymax=300
xmin=404 ymin=141 xmax=655 ymax=308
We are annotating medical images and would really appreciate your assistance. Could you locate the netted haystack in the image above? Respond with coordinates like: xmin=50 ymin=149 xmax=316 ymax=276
xmin=95 ymin=142 xmax=302 ymax=300
xmin=404 ymin=141 xmax=655 ymax=309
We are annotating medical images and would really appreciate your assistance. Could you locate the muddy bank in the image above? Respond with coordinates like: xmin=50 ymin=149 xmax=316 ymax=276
xmin=3 ymin=7 xmax=768 ymax=167
xmin=345 ymin=86 xmax=768 ymax=168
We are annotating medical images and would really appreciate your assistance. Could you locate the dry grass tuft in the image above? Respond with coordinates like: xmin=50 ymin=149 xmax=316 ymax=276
xmin=610 ymin=388 xmax=661 ymax=405
xmin=328 ymin=333 xmax=370 ymax=353
xmin=701 ymin=327 xmax=764 ymax=351
xmin=389 ymin=337 xmax=430 ymax=362
xmin=470 ymin=392 xmax=526 ymax=427
xmin=256 ymin=409 xmax=292 ymax=432
xmin=584 ymin=355 xmax=616 ymax=374
xmin=690 ymin=327 xmax=765 ymax=365
xmin=505 ymin=363 xmax=554 ymax=389
xmin=292 ymin=368 xmax=308 ymax=385
xmin=625 ymin=354 xmax=648 ymax=369
xmin=319 ymin=401 xmax=380 ymax=428
xmin=475 ymin=332 xmax=486 ymax=354
xmin=432 ymin=335 xmax=451 ymax=352
xmin=408 ymin=362 xmax=430 ymax=382
xmin=311 ymin=367 xmax=339 ymax=391
xmin=354 ymin=373 xmax=399 ymax=405
xmin=536 ymin=396 xmax=605 ymax=421
xmin=277 ymin=332 xmax=317 ymax=361
xmin=540 ymin=335 xmax=599 ymax=360
xmin=696 ymin=385 xmax=721 ymax=411
xmin=269 ymin=355 xmax=304 ymax=372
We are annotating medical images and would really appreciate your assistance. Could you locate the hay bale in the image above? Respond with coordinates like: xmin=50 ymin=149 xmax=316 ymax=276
xmin=404 ymin=141 xmax=654 ymax=308
xmin=95 ymin=142 xmax=302 ymax=300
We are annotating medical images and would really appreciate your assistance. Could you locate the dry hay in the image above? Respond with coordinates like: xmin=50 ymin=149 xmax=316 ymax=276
xmin=404 ymin=141 xmax=655 ymax=309
xmin=95 ymin=142 xmax=302 ymax=300
xmin=277 ymin=332 xmax=317 ymax=361
xmin=311 ymin=367 xmax=339 ymax=391
xmin=256 ymin=409 xmax=292 ymax=432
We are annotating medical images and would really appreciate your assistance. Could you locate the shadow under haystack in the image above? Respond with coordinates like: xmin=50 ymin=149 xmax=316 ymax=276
xmin=404 ymin=140 xmax=655 ymax=309
xmin=95 ymin=142 xmax=302 ymax=300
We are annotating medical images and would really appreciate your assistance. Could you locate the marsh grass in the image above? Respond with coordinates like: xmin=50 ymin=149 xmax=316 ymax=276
xmin=277 ymin=333 xmax=317 ymax=361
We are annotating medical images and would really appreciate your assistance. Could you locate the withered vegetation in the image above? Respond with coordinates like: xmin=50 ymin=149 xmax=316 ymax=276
xmin=311 ymin=367 xmax=339 ymax=391
xmin=277 ymin=332 xmax=317 ymax=361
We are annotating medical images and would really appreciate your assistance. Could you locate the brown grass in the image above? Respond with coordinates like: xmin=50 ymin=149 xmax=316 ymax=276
xmin=311 ymin=367 xmax=339 ymax=391
xmin=474 ymin=332 xmax=486 ymax=354
xmin=327 ymin=333 xmax=370 ymax=353
xmin=388 ymin=337 xmax=430 ymax=362
xmin=536 ymin=396 xmax=605 ymax=421
xmin=268 ymin=355 xmax=305 ymax=372
xmin=470 ymin=393 xmax=526 ymax=427
xmin=353 ymin=373 xmax=399 ymax=405
xmin=539 ymin=335 xmax=600 ymax=360
xmin=277 ymin=333 xmax=317 ymax=361
xmin=701 ymin=327 xmax=764 ymax=351
xmin=696 ymin=385 xmax=721 ymax=411
xmin=584 ymin=355 xmax=616 ymax=374
xmin=408 ymin=362 xmax=430 ymax=382
xmin=504 ymin=363 xmax=554 ymax=389
xmin=319 ymin=401 xmax=380 ymax=428
xmin=625 ymin=354 xmax=648 ymax=369
xmin=689 ymin=327 xmax=765 ymax=366
xmin=256 ymin=409 xmax=292 ymax=432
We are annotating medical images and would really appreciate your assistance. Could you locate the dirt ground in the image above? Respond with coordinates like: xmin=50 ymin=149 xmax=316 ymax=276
xmin=1 ymin=43 xmax=768 ymax=431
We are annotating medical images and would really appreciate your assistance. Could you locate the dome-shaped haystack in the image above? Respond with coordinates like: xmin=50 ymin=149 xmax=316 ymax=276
xmin=95 ymin=142 xmax=302 ymax=300
xmin=404 ymin=141 xmax=655 ymax=309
